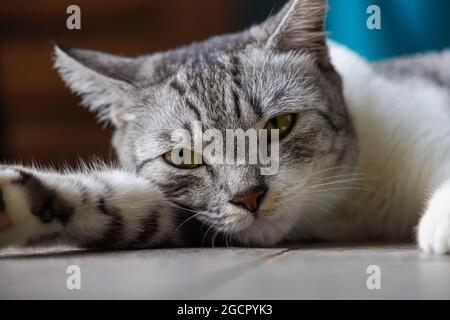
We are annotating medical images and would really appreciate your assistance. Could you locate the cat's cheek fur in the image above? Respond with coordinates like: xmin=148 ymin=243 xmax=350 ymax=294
xmin=418 ymin=180 xmax=450 ymax=254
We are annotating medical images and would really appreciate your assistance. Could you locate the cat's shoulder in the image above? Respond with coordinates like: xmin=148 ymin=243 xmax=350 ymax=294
xmin=328 ymin=40 xmax=450 ymax=91
xmin=373 ymin=50 xmax=450 ymax=90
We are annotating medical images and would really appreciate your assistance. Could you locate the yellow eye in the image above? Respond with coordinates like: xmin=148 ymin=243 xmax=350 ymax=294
xmin=164 ymin=148 xmax=202 ymax=169
xmin=264 ymin=114 xmax=295 ymax=141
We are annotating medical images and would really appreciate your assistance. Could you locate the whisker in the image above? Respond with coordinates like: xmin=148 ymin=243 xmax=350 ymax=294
xmin=202 ymin=221 xmax=218 ymax=247
xmin=174 ymin=212 xmax=205 ymax=232
xmin=211 ymin=229 xmax=221 ymax=248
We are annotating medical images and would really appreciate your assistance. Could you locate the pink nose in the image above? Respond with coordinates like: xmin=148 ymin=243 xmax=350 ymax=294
xmin=230 ymin=190 xmax=267 ymax=213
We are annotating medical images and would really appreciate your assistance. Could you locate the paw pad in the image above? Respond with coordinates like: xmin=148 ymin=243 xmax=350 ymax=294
xmin=0 ymin=213 xmax=11 ymax=231
xmin=0 ymin=189 xmax=11 ymax=231
xmin=0 ymin=188 xmax=5 ymax=212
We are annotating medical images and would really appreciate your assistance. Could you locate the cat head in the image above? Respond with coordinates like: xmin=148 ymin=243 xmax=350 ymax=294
xmin=54 ymin=0 xmax=358 ymax=246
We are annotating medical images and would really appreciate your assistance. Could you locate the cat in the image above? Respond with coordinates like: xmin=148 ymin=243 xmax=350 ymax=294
xmin=1 ymin=0 xmax=450 ymax=254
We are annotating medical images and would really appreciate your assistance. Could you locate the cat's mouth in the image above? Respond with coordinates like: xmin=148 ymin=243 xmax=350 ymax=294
xmin=222 ymin=190 xmax=287 ymax=230
xmin=216 ymin=206 xmax=289 ymax=245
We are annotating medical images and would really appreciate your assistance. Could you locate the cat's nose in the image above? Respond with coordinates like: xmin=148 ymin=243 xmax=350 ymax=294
xmin=230 ymin=188 xmax=268 ymax=213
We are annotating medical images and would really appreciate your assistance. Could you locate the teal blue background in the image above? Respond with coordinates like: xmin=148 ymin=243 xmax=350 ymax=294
xmin=245 ymin=0 xmax=450 ymax=61
xmin=326 ymin=0 xmax=450 ymax=60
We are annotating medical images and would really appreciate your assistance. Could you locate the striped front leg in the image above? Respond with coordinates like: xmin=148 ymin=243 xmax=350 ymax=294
xmin=0 ymin=166 xmax=183 ymax=250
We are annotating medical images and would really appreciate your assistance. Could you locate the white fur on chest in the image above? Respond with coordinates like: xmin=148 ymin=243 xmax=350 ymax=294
xmin=315 ymin=42 xmax=450 ymax=240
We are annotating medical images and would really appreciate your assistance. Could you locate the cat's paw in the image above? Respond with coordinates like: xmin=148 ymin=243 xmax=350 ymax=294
xmin=418 ymin=186 xmax=450 ymax=255
xmin=0 ymin=168 xmax=38 ymax=247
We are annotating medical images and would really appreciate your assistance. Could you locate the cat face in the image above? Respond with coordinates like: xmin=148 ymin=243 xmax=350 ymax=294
xmin=54 ymin=0 xmax=358 ymax=246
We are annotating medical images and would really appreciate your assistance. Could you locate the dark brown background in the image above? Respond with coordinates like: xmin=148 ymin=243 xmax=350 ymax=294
xmin=0 ymin=0 xmax=284 ymax=167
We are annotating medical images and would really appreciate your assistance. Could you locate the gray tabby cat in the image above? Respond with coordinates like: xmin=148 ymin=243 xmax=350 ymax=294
xmin=1 ymin=0 xmax=450 ymax=253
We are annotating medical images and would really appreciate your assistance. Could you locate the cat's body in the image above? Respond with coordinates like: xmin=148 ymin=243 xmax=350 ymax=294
xmin=293 ymin=43 xmax=450 ymax=246
xmin=1 ymin=0 xmax=450 ymax=254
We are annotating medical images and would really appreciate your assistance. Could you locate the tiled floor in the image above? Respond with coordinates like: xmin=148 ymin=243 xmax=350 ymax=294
xmin=1 ymin=244 xmax=449 ymax=299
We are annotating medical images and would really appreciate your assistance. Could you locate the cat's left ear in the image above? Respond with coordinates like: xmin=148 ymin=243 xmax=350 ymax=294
xmin=265 ymin=0 xmax=328 ymax=61
xmin=53 ymin=44 xmax=142 ymax=126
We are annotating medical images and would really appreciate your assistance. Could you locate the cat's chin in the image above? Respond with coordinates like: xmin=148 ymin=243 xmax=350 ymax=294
xmin=234 ymin=228 xmax=284 ymax=247
xmin=230 ymin=212 xmax=292 ymax=247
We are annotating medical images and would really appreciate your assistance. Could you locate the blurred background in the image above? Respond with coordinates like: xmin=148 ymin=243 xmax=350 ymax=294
xmin=1 ymin=0 xmax=450 ymax=167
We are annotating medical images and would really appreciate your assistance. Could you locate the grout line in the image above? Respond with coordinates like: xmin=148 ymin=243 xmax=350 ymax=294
xmin=190 ymin=248 xmax=292 ymax=299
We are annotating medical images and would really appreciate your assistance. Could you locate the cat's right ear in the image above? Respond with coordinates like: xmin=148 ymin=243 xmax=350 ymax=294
xmin=53 ymin=44 xmax=141 ymax=126
xmin=262 ymin=0 xmax=328 ymax=61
